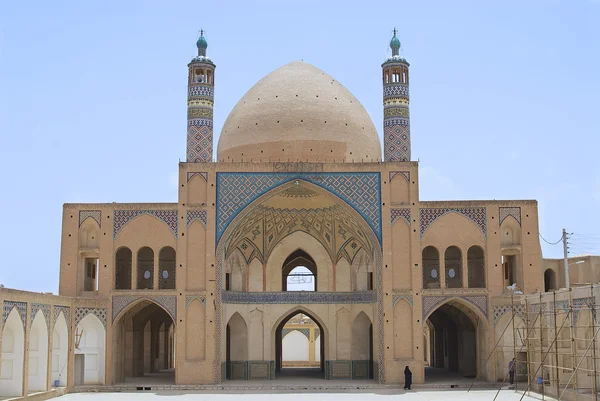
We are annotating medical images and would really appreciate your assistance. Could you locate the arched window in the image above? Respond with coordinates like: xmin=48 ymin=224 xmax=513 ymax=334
xmin=544 ymin=269 xmax=557 ymax=292
xmin=137 ymin=247 xmax=154 ymax=290
xmin=115 ymin=247 xmax=132 ymax=290
xmin=159 ymin=247 xmax=176 ymax=290
xmin=422 ymin=246 xmax=440 ymax=289
xmin=467 ymin=246 xmax=486 ymax=288
xmin=282 ymin=250 xmax=316 ymax=292
xmin=445 ymin=246 xmax=462 ymax=288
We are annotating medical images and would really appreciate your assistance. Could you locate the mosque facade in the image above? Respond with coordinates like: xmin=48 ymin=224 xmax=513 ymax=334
xmin=0 ymin=30 xmax=547 ymax=396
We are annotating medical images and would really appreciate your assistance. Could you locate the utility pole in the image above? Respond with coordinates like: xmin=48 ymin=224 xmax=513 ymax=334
xmin=563 ymin=228 xmax=570 ymax=289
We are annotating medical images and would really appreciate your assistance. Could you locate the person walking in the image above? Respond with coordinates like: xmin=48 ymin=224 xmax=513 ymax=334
xmin=509 ymin=358 xmax=516 ymax=385
xmin=403 ymin=366 xmax=412 ymax=390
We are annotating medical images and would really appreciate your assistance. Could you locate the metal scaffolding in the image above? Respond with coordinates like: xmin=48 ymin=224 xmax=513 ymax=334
xmin=472 ymin=285 xmax=600 ymax=401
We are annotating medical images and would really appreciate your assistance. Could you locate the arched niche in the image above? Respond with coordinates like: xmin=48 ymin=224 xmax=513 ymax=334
xmin=444 ymin=246 xmax=462 ymax=288
xmin=266 ymin=231 xmax=332 ymax=292
xmin=28 ymin=310 xmax=49 ymax=392
xmin=0 ymin=308 xmax=25 ymax=397
xmin=226 ymin=312 xmax=248 ymax=380
xmin=186 ymin=219 xmax=206 ymax=291
xmin=137 ymin=247 xmax=154 ymax=290
xmin=501 ymin=217 xmax=521 ymax=247
xmin=393 ymin=299 xmax=413 ymax=359
xmin=392 ymin=218 xmax=411 ymax=290
xmin=79 ymin=218 xmax=100 ymax=249
xmin=158 ymin=246 xmax=176 ymax=290
xmin=115 ymin=247 xmax=132 ymax=290
xmin=351 ymin=248 xmax=372 ymax=291
xmin=52 ymin=312 xmax=69 ymax=387
xmin=544 ymin=268 xmax=557 ymax=292
xmin=335 ymin=257 xmax=351 ymax=292
xmin=187 ymin=174 xmax=207 ymax=205
xmin=186 ymin=299 xmax=205 ymax=360
xmin=282 ymin=330 xmax=309 ymax=362
xmin=468 ymin=246 xmax=486 ymax=288
xmin=390 ymin=174 xmax=409 ymax=204
xmin=422 ymin=246 xmax=440 ymax=289
xmin=247 ymin=258 xmax=263 ymax=292
xmin=225 ymin=249 xmax=247 ymax=292
xmin=75 ymin=314 xmax=106 ymax=385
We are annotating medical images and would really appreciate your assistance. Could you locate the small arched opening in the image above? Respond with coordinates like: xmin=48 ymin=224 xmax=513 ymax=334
xmin=468 ymin=246 xmax=486 ymax=288
xmin=112 ymin=300 xmax=175 ymax=385
xmin=137 ymin=247 xmax=154 ymax=290
xmin=426 ymin=300 xmax=486 ymax=382
xmin=115 ymin=247 xmax=132 ymax=290
xmin=423 ymin=246 xmax=440 ymax=289
xmin=275 ymin=310 xmax=325 ymax=379
xmin=0 ymin=308 xmax=25 ymax=397
xmin=282 ymin=249 xmax=317 ymax=292
xmin=445 ymin=246 xmax=462 ymax=288
xmin=158 ymin=246 xmax=176 ymax=290
xmin=544 ymin=268 xmax=557 ymax=292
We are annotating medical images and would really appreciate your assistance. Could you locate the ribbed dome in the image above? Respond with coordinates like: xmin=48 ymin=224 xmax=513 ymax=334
xmin=217 ymin=61 xmax=381 ymax=162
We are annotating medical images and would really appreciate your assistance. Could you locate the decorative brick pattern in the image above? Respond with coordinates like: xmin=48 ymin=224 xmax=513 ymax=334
xmin=389 ymin=171 xmax=410 ymax=182
xmin=186 ymin=210 xmax=207 ymax=227
xmin=499 ymin=207 xmax=522 ymax=226
xmin=187 ymin=172 xmax=208 ymax=182
xmin=248 ymin=361 xmax=271 ymax=379
xmin=384 ymin=119 xmax=410 ymax=162
xmin=79 ymin=210 xmax=101 ymax=227
xmin=31 ymin=303 xmax=51 ymax=330
xmin=53 ymin=306 xmax=70 ymax=327
xmin=390 ymin=208 xmax=411 ymax=226
xmin=216 ymin=172 xmax=382 ymax=244
xmin=75 ymin=307 xmax=107 ymax=328
xmin=222 ymin=291 xmax=376 ymax=304
xmin=282 ymin=328 xmax=310 ymax=339
xmin=573 ymin=297 xmax=596 ymax=325
xmin=3 ymin=301 xmax=26 ymax=331
xmin=329 ymin=360 xmax=352 ymax=379
xmin=112 ymin=295 xmax=177 ymax=323
xmin=188 ymin=85 xmax=214 ymax=98
xmin=113 ymin=210 xmax=178 ymax=238
xmin=187 ymin=79 xmax=214 ymax=163
xmin=493 ymin=305 xmax=526 ymax=325
xmin=422 ymin=295 xmax=488 ymax=320
xmin=392 ymin=294 xmax=413 ymax=308
xmin=383 ymin=84 xmax=409 ymax=98
xmin=187 ymin=123 xmax=213 ymax=162
xmin=420 ymin=207 xmax=486 ymax=238
xmin=185 ymin=295 xmax=206 ymax=307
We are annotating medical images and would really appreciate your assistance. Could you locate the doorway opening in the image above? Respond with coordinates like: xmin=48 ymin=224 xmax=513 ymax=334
xmin=282 ymin=250 xmax=316 ymax=291
xmin=426 ymin=301 xmax=482 ymax=383
xmin=112 ymin=300 xmax=175 ymax=385
xmin=275 ymin=311 xmax=324 ymax=379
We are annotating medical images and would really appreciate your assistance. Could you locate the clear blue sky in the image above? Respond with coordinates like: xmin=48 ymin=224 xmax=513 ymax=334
xmin=1 ymin=1 xmax=599 ymax=293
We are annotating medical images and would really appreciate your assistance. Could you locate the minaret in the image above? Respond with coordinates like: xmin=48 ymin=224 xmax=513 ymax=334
xmin=187 ymin=30 xmax=215 ymax=162
xmin=382 ymin=29 xmax=410 ymax=162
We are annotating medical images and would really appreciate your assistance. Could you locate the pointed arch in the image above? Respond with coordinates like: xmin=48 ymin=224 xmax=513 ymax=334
xmin=501 ymin=216 xmax=521 ymax=247
xmin=28 ymin=310 xmax=49 ymax=392
xmin=115 ymin=247 xmax=132 ymax=290
xmin=158 ymin=246 xmax=176 ymax=289
xmin=351 ymin=311 xmax=372 ymax=360
xmin=75 ymin=313 xmax=106 ymax=385
xmin=79 ymin=217 xmax=100 ymax=249
xmin=186 ymin=299 xmax=205 ymax=360
xmin=423 ymin=246 xmax=440 ymax=289
xmin=225 ymin=248 xmax=247 ymax=292
xmin=394 ymin=298 xmax=413 ymax=359
xmin=0 ymin=308 xmax=25 ymax=397
xmin=52 ymin=312 xmax=69 ymax=386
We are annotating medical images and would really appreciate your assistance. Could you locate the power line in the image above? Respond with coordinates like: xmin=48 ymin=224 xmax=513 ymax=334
xmin=540 ymin=232 xmax=564 ymax=245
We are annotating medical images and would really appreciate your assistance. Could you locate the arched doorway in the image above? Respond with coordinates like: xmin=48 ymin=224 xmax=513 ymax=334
xmin=275 ymin=310 xmax=325 ymax=379
xmin=282 ymin=249 xmax=317 ymax=291
xmin=52 ymin=312 xmax=69 ymax=387
xmin=351 ymin=312 xmax=374 ymax=379
xmin=544 ymin=269 xmax=557 ymax=292
xmin=112 ymin=300 xmax=175 ymax=385
xmin=425 ymin=300 xmax=486 ymax=382
xmin=225 ymin=312 xmax=247 ymax=380
xmin=75 ymin=314 xmax=106 ymax=385
xmin=28 ymin=310 xmax=49 ymax=392
xmin=0 ymin=308 xmax=25 ymax=397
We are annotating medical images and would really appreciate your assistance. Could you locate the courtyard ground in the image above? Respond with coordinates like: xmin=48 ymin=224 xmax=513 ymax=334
xmin=57 ymin=389 xmax=550 ymax=401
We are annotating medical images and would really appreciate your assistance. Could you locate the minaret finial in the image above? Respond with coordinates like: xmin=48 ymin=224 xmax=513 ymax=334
xmin=390 ymin=28 xmax=401 ymax=57
xmin=196 ymin=28 xmax=208 ymax=57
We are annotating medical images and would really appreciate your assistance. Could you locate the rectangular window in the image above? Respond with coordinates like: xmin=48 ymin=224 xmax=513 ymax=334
xmin=84 ymin=258 xmax=99 ymax=291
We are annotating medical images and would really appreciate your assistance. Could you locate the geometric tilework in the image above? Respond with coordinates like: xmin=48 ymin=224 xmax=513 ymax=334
xmin=74 ymin=307 xmax=107 ymax=328
xmin=422 ymin=295 xmax=488 ymax=320
xmin=383 ymin=84 xmax=409 ymax=98
xmin=420 ymin=207 xmax=486 ymax=238
xmin=384 ymin=120 xmax=410 ymax=162
xmin=282 ymin=328 xmax=310 ymax=339
xmin=53 ymin=305 xmax=70 ymax=327
xmin=573 ymin=297 xmax=596 ymax=325
xmin=187 ymin=122 xmax=213 ymax=162
xmin=187 ymin=172 xmax=208 ymax=182
xmin=493 ymin=304 xmax=526 ymax=325
xmin=111 ymin=295 xmax=177 ymax=323
xmin=392 ymin=294 xmax=413 ymax=307
xmin=186 ymin=209 xmax=207 ymax=227
xmin=79 ymin=210 xmax=101 ymax=227
xmin=216 ymin=172 xmax=382 ymax=245
xmin=188 ymin=85 xmax=214 ymax=98
xmin=499 ymin=207 xmax=521 ymax=226
xmin=30 ymin=303 xmax=51 ymax=330
xmin=390 ymin=208 xmax=411 ymax=226
xmin=389 ymin=171 xmax=410 ymax=182
xmin=221 ymin=291 xmax=376 ymax=304
xmin=185 ymin=295 xmax=206 ymax=308
xmin=3 ymin=301 xmax=27 ymax=331
xmin=113 ymin=209 xmax=178 ymax=239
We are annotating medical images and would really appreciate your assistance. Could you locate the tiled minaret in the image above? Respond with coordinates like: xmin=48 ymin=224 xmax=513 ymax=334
xmin=187 ymin=30 xmax=215 ymax=162
xmin=382 ymin=29 xmax=410 ymax=162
